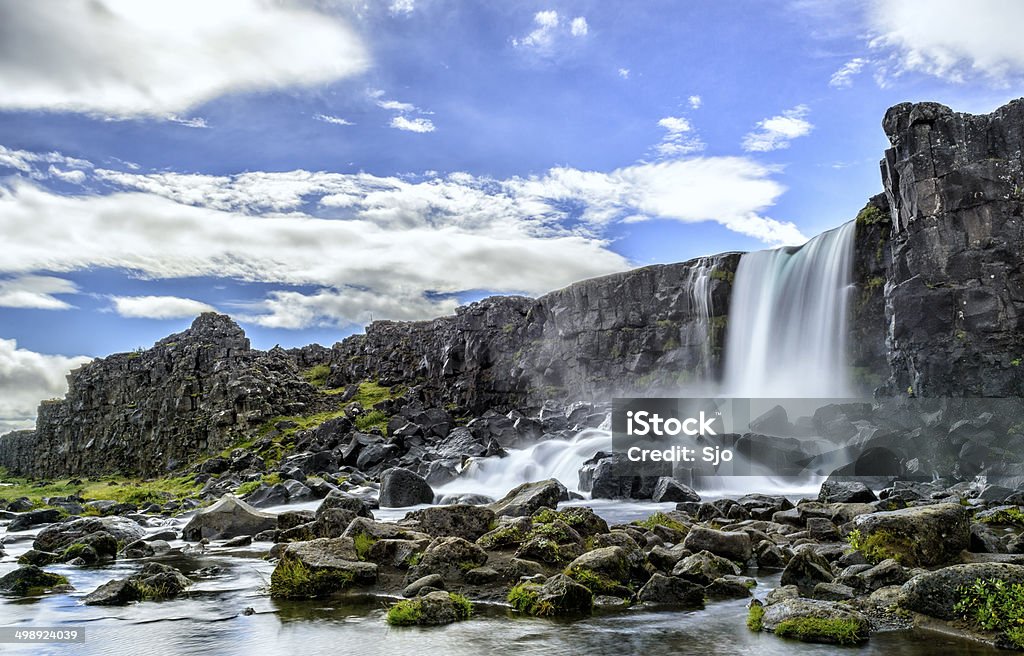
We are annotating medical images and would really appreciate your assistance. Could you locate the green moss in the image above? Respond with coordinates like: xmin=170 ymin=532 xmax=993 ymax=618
xmin=236 ymin=472 xmax=282 ymax=498
xmin=477 ymin=524 xmax=526 ymax=549
xmin=405 ymin=552 xmax=423 ymax=567
xmin=353 ymin=532 xmax=378 ymax=561
xmin=386 ymin=598 xmax=424 ymax=625
xmin=4 ymin=569 xmax=69 ymax=594
xmin=711 ymin=269 xmax=735 ymax=283
xmin=269 ymin=557 xmax=354 ymax=599
xmin=979 ymin=507 xmax=1024 ymax=528
xmin=301 ymin=364 xmax=332 ymax=388
xmin=449 ymin=592 xmax=473 ymax=620
xmin=564 ymin=566 xmax=624 ymax=595
xmin=847 ymin=528 xmax=915 ymax=565
xmin=773 ymin=617 xmax=866 ymax=645
xmin=528 ymin=522 xmax=571 ymax=543
xmin=855 ymin=204 xmax=888 ymax=226
xmin=507 ymin=582 xmax=554 ymax=616
xmin=633 ymin=512 xmax=688 ymax=534
xmin=0 ymin=468 xmax=201 ymax=509
xmin=747 ymin=603 xmax=765 ymax=631
xmin=351 ymin=381 xmax=396 ymax=409
xmin=354 ymin=409 xmax=389 ymax=433
xmin=60 ymin=543 xmax=91 ymax=561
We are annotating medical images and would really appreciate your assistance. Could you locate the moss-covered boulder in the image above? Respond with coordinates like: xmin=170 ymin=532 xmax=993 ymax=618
xmin=83 ymin=563 xmax=191 ymax=606
xmin=386 ymin=591 xmax=472 ymax=626
xmin=0 ymin=566 xmax=70 ymax=595
xmin=507 ymin=574 xmax=593 ymax=617
xmin=672 ymin=550 xmax=740 ymax=585
xmin=270 ymin=537 xmax=377 ymax=598
xmin=852 ymin=502 xmax=969 ymax=567
xmin=405 ymin=536 xmax=487 ymax=584
xmin=760 ymin=598 xmax=870 ymax=645
xmin=899 ymin=563 xmax=1024 ymax=620
xmin=564 ymin=546 xmax=632 ymax=596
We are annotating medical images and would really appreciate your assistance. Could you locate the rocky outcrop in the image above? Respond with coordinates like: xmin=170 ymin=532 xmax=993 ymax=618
xmin=0 ymin=313 xmax=316 ymax=477
xmin=881 ymin=99 xmax=1024 ymax=396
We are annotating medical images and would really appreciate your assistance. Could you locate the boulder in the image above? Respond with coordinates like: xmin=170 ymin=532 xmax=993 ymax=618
xmin=781 ymin=547 xmax=835 ymax=595
xmin=853 ymin=502 xmax=969 ymax=567
xmin=403 ymin=505 xmax=495 ymax=541
xmin=637 ymin=573 xmax=704 ymax=607
xmin=34 ymin=516 xmax=145 ymax=553
xmin=270 ymin=537 xmax=378 ymax=598
xmin=83 ymin=563 xmax=190 ymax=606
xmin=406 ymin=536 xmax=488 ymax=583
xmin=8 ymin=508 xmax=64 ymax=531
xmin=760 ymin=598 xmax=870 ymax=644
xmin=819 ymin=480 xmax=878 ymax=504
xmin=387 ymin=590 xmax=472 ymax=625
xmin=315 ymin=490 xmax=374 ymax=519
xmin=900 ymin=563 xmax=1024 ymax=620
xmin=672 ymin=550 xmax=740 ymax=585
xmin=378 ymin=468 xmax=434 ymax=508
xmin=489 ymin=479 xmax=567 ymax=517
xmin=0 ymin=566 xmax=69 ymax=594
xmin=565 ymin=547 xmax=631 ymax=591
xmin=510 ymin=574 xmax=593 ymax=616
xmin=682 ymin=525 xmax=752 ymax=563
xmin=181 ymin=495 xmax=276 ymax=541
xmin=651 ymin=477 xmax=701 ymax=503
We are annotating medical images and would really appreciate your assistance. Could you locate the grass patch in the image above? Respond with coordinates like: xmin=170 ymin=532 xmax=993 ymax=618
xmin=564 ymin=566 xmax=623 ymax=595
xmin=747 ymin=603 xmax=765 ymax=631
xmin=774 ymin=617 xmax=866 ymax=645
xmin=351 ymin=381 xmax=396 ymax=409
xmin=633 ymin=512 xmax=688 ymax=533
xmin=236 ymin=472 xmax=282 ymax=498
xmin=302 ymin=364 xmax=332 ymax=388
xmin=978 ymin=507 xmax=1024 ymax=528
xmin=0 ymin=468 xmax=201 ymax=509
xmin=353 ymin=532 xmax=378 ymax=561
xmin=354 ymin=409 xmax=389 ymax=433
xmin=269 ymin=557 xmax=354 ymax=599
xmin=507 ymin=582 xmax=554 ymax=617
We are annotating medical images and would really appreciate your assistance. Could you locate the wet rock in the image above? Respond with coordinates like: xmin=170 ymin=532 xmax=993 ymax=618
xmin=819 ymin=480 xmax=878 ymax=504
xmin=406 ymin=537 xmax=487 ymax=583
xmin=812 ymin=582 xmax=856 ymax=601
xmin=565 ymin=547 xmax=631 ymax=590
xmin=181 ymin=495 xmax=276 ymax=541
xmin=121 ymin=539 xmax=155 ymax=559
xmin=403 ymin=505 xmax=495 ymax=541
xmin=899 ymin=563 xmax=1024 ymax=620
xmin=755 ymin=540 xmax=788 ymax=569
xmin=682 ymin=525 xmax=752 ymax=563
xmin=0 ymin=566 xmax=70 ymax=595
xmin=760 ymin=598 xmax=870 ymax=644
xmin=244 ymin=483 xmax=290 ymax=508
xmin=277 ymin=510 xmax=316 ymax=531
xmin=672 ymin=550 xmax=741 ymax=585
xmin=270 ymin=537 xmax=378 ymax=598
xmin=8 ymin=508 xmax=64 ymax=531
xmin=315 ymin=490 xmax=374 ymax=519
xmin=706 ymin=575 xmax=755 ymax=599
xmin=34 ymin=516 xmax=145 ymax=553
xmin=84 ymin=563 xmax=190 ymax=606
xmin=781 ymin=547 xmax=835 ymax=595
xmin=378 ymin=468 xmax=434 ymax=508
xmin=651 ymin=477 xmax=701 ymax=503
xmin=489 ymin=479 xmax=568 ymax=518
xmin=637 ymin=573 xmax=704 ymax=607
xmin=387 ymin=590 xmax=472 ymax=626
xmin=510 ymin=574 xmax=593 ymax=616
xmin=852 ymin=502 xmax=969 ymax=567
xmin=403 ymin=574 xmax=445 ymax=597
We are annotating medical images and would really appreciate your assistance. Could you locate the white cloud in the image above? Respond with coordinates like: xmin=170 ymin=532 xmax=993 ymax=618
xmin=0 ymin=275 xmax=78 ymax=310
xmin=0 ymin=339 xmax=91 ymax=434
xmin=0 ymin=145 xmax=92 ymax=175
xmin=238 ymin=288 xmax=458 ymax=330
xmin=866 ymin=0 xmax=1024 ymax=84
xmin=378 ymin=99 xmax=416 ymax=112
xmin=829 ymin=58 xmax=867 ymax=88
xmin=618 ymin=68 xmax=630 ymax=79
xmin=688 ymin=95 xmax=702 ymax=109
xmin=315 ymin=113 xmax=354 ymax=126
xmin=390 ymin=116 xmax=436 ymax=133
xmin=111 ymin=295 xmax=217 ymax=319
xmin=47 ymin=166 xmax=87 ymax=184
xmin=654 ymin=116 xmax=705 ymax=157
xmin=512 ymin=10 xmax=588 ymax=53
xmin=0 ymin=0 xmax=369 ymax=117
xmin=741 ymin=105 xmax=814 ymax=152
xmin=167 ymin=115 xmax=209 ymax=129
xmin=389 ymin=0 xmax=415 ymax=16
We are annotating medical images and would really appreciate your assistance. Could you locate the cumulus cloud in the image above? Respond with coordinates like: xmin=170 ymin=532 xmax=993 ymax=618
xmin=315 ymin=114 xmax=354 ymax=126
xmin=389 ymin=0 xmax=415 ymax=16
xmin=654 ymin=116 xmax=705 ymax=158
xmin=0 ymin=145 xmax=92 ymax=175
xmin=110 ymin=295 xmax=217 ymax=319
xmin=741 ymin=105 xmax=813 ymax=152
xmin=238 ymin=288 xmax=459 ymax=330
xmin=829 ymin=58 xmax=867 ymax=88
xmin=688 ymin=95 xmax=703 ymax=109
xmin=865 ymin=0 xmax=1024 ymax=84
xmin=390 ymin=116 xmax=436 ymax=133
xmin=0 ymin=339 xmax=91 ymax=434
xmin=0 ymin=275 xmax=78 ymax=310
xmin=0 ymin=0 xmax=369 ymax=117
xmin=512 ymin=10 xmax=588 ymax=53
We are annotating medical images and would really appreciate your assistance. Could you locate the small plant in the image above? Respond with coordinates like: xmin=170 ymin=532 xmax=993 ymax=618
xmin=354 ymin=409 xmax=389 ymax=433
xmin=564 ymin=566 xmax=623 ymax=595
xmin=507 ymin=582 xmax=554 ymax=617
xmin=633 ymin=512 xmax=688 ymax=533
xmin=846 ymin=528 xmax=914 ymax=564
xmin=954 ymin=578 xmax=1024 ymax=647
xmin=386 ymin=598 xmax=423 ymax=625
xmin=773 ymin=617 xmax=866 ymax=645
xmin=978 ymin=507 xmax=1024 ymax=528
xmin=269 ymin=557 xmax=354 ymax=599
xmin=301 ymin=364 xmax=332 ymax=388
xmin=353 ymin=532 xmax=378 ymax=561
xmin=747 ymin=603 xmax=765 ymax=631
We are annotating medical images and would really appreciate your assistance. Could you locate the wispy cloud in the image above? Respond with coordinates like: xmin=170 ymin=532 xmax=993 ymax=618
xmin=828 ymin=58 xmax=867 ymax=88
xmin=315 ymin=113 xmax=354 ymax=126
xmin=741 ymin=105 xmax=813 ymax=152
xmin=654 ymin=116 xmax=705 ymax=158
xmin=618 ymin=68 xmax=630 ymax=79
xmin=390 ymin=116 xmax=435 ymax=133
xmin=688 ymin=95 xmax=702 ymax=109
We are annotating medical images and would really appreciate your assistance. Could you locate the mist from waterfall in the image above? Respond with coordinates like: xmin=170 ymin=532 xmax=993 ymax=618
xmin=723 ymin=221 xmax=856 ymax=397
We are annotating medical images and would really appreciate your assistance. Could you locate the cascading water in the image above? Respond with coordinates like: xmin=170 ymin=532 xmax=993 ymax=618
xmin=683 ymin=257 xmax=715 ymax=379
xmin=723 ymin=221 xmax=856 ymax=397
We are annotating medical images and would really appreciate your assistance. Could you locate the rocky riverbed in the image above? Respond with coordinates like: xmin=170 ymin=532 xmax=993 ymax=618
xmin=3 ymin=472 xmax=1023 ymax=655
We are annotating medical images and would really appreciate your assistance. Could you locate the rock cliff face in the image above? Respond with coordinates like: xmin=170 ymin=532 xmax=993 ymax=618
xmin=881 ymin=99 xmax=1024 ymax=396
xmin=0 ymin=314 xmax=316 ymax=478
xmin=322 ymin=253 xmax=742 ymax=411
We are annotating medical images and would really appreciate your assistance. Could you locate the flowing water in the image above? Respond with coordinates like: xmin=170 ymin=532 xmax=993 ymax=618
xmin=683 ymin=257 xmax=715 ymax=379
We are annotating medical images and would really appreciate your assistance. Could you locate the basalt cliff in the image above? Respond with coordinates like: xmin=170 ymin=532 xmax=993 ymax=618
xmin=2 ymin=98 xmax=1023 ymax=479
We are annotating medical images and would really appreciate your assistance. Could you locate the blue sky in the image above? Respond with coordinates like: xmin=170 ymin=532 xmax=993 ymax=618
xmin=0 ymin=0 xmax=1022 ymax=431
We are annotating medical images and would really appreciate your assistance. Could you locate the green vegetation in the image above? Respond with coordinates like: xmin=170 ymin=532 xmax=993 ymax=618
xmin=351 ymin=381 xmax=397 ymax=409
xmin=633 ymin=512 xmax=688 ymax=534
xmin=773 ymin=617 xmax=866 ymax=645
xmin=855 ymin=204 xmax=888 ymax=226
xmin=564 ymin=566 xmax=624 ymax=595
xmin=711 ymin=269 xmax=735 ymax=283
xmin=353 ymin=532 xmax=378 ymax=561
xmin=269 ymin=557 xmax=354 ymax=599
xmin=354 ymin=409 xmax=389 ymax=433
xmin=955 ymin=578 xmax=1024 ymax=648
xmin=978 ymin=507 xmax=1024 ymax=528
xmin=0 ymin=468 xmax=201 ymax=509
xmin=301 ymin=364 xmax=332 ymax=388
xmin=477 ymin=524 xmax=526 ymax=549
xmin=747 ymin=603 xmax=765 ymax=631
xmin=507 ymin=582 xmax=554 ymax=616
xmin=528 ymin=522 xmax=571 ymax=543
xmin=385 ymin=593 xmax=473 ymax=626
xmin=235 ymin=472 xmax=282 ymax=498
xmin=3 ymin=569 xmax=69 ymax=594
xmin=846 ymin=528 xmax=915 ymax=565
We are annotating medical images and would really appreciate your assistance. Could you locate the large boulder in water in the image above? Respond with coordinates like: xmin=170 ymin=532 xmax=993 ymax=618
xmin=181 ymin=494 xmax=276 ymax=541
xmin=852 ymin=502 xmax=969 ymax=567
xmin=760 ymin=598 xmax=870 ymax=644
xmin=34 ymin=516 xmax=145 ymax=553
xmin=270 ymin=537 xmax=378 ymax=598
xmin=682 ymin=526 xmax=751 ymax=563
xmin=489 ymin=479 xmax=568 ymax=517
xmin=900 ymin=563 xmax=1024 ymax=620
xmin=379 ymin=468 xmax=434 ymax=508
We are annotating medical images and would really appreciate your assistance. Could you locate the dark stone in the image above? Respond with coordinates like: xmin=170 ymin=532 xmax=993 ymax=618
xmin=379 ymin=468 xmax=434 ymax=508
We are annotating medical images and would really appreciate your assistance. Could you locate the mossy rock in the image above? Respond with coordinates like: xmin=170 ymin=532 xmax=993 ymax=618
xmin=760 ymin=599 xmax=870 ymax=645
xmin=0 ymin=566 xmax=70 ymax=595
xmin=507 ymin=574 xmax=592 ymax=617
xmin=852 ymin=503 xmax=969 ymax=567
xmin=386 ymin=591 xmax=472 ymax=626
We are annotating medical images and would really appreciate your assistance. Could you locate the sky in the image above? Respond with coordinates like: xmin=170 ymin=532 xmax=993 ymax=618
xmin=1 ymin=0 xmax=1023 ymax=433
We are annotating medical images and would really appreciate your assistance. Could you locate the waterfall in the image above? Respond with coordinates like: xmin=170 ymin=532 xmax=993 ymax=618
xmin=683 ymin=257 xmax=714 ymax=379
xmin=723 ymin=221 xmax=856 ymax=397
